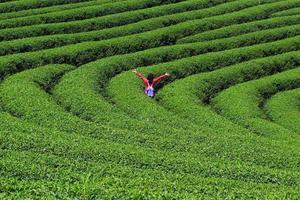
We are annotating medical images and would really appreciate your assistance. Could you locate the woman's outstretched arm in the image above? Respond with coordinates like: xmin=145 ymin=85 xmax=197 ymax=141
xmin=153 ymin=73 xmax=170 ymax=85
xmin=132 ymin=69 xmax=148 ymax=86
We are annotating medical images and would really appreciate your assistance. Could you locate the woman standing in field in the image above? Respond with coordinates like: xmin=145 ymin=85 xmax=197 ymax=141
xmin=132 ymin=69 xmax=170 ymax=97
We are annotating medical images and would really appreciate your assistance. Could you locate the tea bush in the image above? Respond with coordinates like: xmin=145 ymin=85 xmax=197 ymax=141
xmin=0 ymin=0 xmax=299 ymax=198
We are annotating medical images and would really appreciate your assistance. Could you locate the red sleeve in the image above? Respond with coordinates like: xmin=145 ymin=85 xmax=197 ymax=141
xmin=153 ymin=74 xmax=168 ymax=86
xmin=135 ymin=72 xmax=148 ymax=87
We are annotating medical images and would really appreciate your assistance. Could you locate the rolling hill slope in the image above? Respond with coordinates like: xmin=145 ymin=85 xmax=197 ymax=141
xmin=0 ymin=0 xmax=299 ymax=198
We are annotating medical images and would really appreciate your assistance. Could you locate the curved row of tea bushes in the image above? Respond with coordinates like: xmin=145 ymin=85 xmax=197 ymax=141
xmin=0 ymin=64 xmax=214 ymax=151
xmin=3 ymin=111 xmax=299 ymax=190
xmin=1 ymin=0 xmax=296 ymax=43
xmin=5 ymin=149 xmax=281 ymax=199
xmin=0 ymin=64 xmax=252 ymax=161
xmin=212 ymin=67 xmax=300 ymax=136
xmin=106 ymin=39 xmax=300 ymax=147
xmin=0 ymin=0 xmax=296 ymax=59
xmin=53 ymin=28 xmax=282 ymax=137
xmin=0 ymin=0 xmax=237 ymax=41
xmin=0 ymin=64 xmax=126 ymax=137
xmin=0 ymin=0 xmax=299 ymax=197
xmin=213 ymin=68 xmax=300 ymax=122
xmin=3 ymin=3 xmax=299 ymax=80
xmin=1 ymin=130 xmax=299 ymax=198
xmin=1 ymin=108 xmax=300 ymax=186
xmin=104 ymin=39 xmax=300 ymax=165
xmin=0 ymin=0 xmax=185 ymax=29
xmin=0 ymin=0 xmax=125 ymax=21
xmin=0 ymin=0 xmax=19 ymax=3
xmin=266 ymin=88 xmax=300 ymax=133
xmin=177 ymin=14 xmax=300 ymax=43
xmin=106 ymin=36 xmax=300 ymax=127
xmin=0 ymin=65 xmax=165 ymax=145
xmin=1 ymin=64 xmax=299 ymax=180
xmin=0 ymin=0 xmax=93 ymax=13
xmin=53 ymin=24 xmax=300 ymax=134
xmin=271 ymin=7 xmax=300 ymax=17
xmin=156 ymin=51 xmax=300 ymax=142
xmin=0 ymin=64 xmax=273 ymax=164
xmin=2 ymin=10 xmax=299 ymax=57
xmin=0 ymin=0 xmax=234 ymax=55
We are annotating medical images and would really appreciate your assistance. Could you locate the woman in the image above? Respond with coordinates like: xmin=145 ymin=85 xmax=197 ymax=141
xmin=132 ymin=69 xmax=170 ymax=97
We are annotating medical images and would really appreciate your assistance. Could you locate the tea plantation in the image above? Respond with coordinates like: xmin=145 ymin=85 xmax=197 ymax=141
xmin=0 ymin=0 xmax=299 ymax=199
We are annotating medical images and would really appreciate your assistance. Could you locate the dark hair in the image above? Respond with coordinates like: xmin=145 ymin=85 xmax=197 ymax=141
xmin=147 ymin=73 xmax=154 ymax=85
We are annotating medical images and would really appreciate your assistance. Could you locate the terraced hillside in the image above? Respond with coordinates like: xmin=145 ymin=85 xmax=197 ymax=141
xmin=0 ymin=0 xmax=299 ymax=198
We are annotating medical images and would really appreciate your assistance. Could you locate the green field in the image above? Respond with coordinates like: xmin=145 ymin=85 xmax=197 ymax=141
xmin=0 ymin=0 xmax=299 ymax=199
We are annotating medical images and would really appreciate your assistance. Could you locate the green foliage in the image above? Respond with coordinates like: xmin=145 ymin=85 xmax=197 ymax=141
xmin=1 ymin=0 xmax=297 ymax=41
xmin=0 ymin=0 xmax=299 ymax=198
xmin=0 ymin=0 xmax=124 ymax=20
xmin=177 ymin=15 xmax=300 ymax=43
xmin=0 ymin=0 xmax=185 ymax=29
xmin=0 ymin=0 xmax=231 ymax=55
xmin=271 ymin=7 xmax=300 ymax=17
xmin=51 ymin=24 xmax=300 ymax=141
xmin=266 ymin=88 xmax=300 ymax=133
xmin=213 ymin=69 xmax=300 ymax=121
xmin=0 ymin=0 xmax=235 ymax=41
xmin=212 ymin=67 xmax=300 ymax=137
xmin=158 ymin=51 xmax=300 ymax=141
xmin=0 ymin=0 xmax=93 ymax=13
xmin=107 ymin=36 xmax=300 ymax=142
